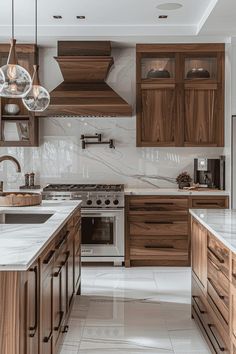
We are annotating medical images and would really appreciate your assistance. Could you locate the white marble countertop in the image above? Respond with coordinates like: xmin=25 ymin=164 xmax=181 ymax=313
xmin=190 ymin=209 xmax=236 ymax=254
xmin=0 ymin=200 xmax=81 ymax=271
xmin=125 ymin=188 xmax=230 ymax=196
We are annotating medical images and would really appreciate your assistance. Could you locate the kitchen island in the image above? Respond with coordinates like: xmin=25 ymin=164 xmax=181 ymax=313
xmin=190 ymin=209 xmax=236 ymax=354
xmin=0 ymin=201 xmax=81 ymax=354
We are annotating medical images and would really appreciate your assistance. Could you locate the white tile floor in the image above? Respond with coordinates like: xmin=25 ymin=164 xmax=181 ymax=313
xmin=59 ymin=266 xmax=211 ymax=354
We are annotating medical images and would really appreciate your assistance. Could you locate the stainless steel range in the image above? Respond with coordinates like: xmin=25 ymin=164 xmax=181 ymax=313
xmin=42 ymin=184 xmax=125 ymax=265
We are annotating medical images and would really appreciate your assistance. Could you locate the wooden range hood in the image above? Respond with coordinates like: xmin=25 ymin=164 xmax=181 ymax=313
xmin=41 ymin=41 xmax=132 ymax=117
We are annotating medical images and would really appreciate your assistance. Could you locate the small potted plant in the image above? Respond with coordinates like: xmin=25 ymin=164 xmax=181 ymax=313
xmin=176 ymin=171 xmax=192 ymax=189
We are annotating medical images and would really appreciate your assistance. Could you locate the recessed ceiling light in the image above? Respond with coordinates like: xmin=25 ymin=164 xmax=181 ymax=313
xmin=158 ymin=15 xmax=168 ymax=19
xmin=157 ymin=2 xmax=183 ymax=11
xmin=53 ymin=15 xmax=62 ymax=19
xmin=76 ymin=15 xmax=86 ymax=19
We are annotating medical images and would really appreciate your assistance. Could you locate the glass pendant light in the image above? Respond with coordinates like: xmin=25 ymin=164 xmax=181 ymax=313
xmin=0 ymin=69 xmax=5 ymax=93
xmin=0 ymin=0 xmax=32 ymax=98
xmin=22 ymin=0 xmax=50 ymax=112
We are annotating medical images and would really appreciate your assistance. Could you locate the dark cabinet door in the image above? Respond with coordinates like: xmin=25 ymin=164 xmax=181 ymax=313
xmin=74 ymin=223 xmax=81 ymax=293
xmin=138 ymin=84 xmax=176 ymax=146
xmin=41 ymin=273 xmax=53 ymax=354
xmin=67 ymin=235 xmax=74 ymax=307
xmin=26 ymin=263 xmax=40 ymax=354
xmin=184 ymin=84 xmax=223 ymax=146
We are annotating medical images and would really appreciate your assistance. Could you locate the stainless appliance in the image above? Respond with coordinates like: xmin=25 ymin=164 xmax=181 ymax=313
xmin=42 ymin=184 xmax=125 ymax=265
xmin=194 ymin=156 xmax=225 ymax=190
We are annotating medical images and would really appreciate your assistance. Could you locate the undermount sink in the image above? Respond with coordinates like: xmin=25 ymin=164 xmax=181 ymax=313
xmin=0 ymin=213 xmax=53 ymax=224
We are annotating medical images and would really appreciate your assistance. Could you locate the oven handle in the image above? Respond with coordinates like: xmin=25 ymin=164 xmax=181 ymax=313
xmin=81 ymin=209 xmax=124 ymax=216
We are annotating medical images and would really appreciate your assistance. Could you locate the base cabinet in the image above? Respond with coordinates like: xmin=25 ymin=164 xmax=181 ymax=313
xmin=125 ymin=195 xmax=229 ymax=267
xmin=0 ymin=207 xmax=81 ymax=354
xmin=191 ymin=216 xmax=234 ymax=353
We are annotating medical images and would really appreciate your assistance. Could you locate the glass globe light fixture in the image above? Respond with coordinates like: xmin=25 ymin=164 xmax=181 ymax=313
xmin=0 ymin=39 xmax=32 ymax=98
xmin=22 ymin=65 xmax=50 ymax=112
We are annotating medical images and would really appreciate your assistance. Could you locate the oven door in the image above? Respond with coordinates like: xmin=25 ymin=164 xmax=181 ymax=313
xmin=81 ymin=209 xmax=124 ymax=258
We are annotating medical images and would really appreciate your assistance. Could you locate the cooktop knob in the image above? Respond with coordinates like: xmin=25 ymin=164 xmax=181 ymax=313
xmin=87 ymin=200 xmax=92 ymax=205
xmin=113 ymin=199 xmax=119 ymax=205
xmin=96 ymin=199 xmax=102 ymax=205
xmin=105 ymin=199 xmax=110 ymax=205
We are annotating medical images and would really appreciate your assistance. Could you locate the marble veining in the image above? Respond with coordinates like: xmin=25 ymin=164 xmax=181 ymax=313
xmin=0 ymin=201 xmax=81 ymax=271
xmin=190 ymin=209 xmax=236 ymax=253
xmin=59 ymin=266 xmax=211 ymax=354
xmin=125 ymin=188 xmax=229 ymax=196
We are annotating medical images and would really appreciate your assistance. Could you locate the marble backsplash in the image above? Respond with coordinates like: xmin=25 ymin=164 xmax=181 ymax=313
xmin=0 ymin=47 xmax=226 ymax=189
xmin=0 ymin=116 xmax=225 ymax=189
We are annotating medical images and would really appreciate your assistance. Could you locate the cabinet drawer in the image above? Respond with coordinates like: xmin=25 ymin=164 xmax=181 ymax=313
xmin=130 ymin=235 xmax=188 ymax=259
xmin=232 ymin=254 xmax=236 ymax=287
xmin=208 ymin=234 xmax=230 ymax=279
xmin=192 ymin=276 xmax=230 ymax=354
xmin=128 ymin=197 xmax=188 ymax=212
xmin=190 ymin=197 xmax=228 ymax=209
xmin=207 ymin=279 xmax=229 ymax=326
xmin=130 ymin=220 xmax=188 ymax=236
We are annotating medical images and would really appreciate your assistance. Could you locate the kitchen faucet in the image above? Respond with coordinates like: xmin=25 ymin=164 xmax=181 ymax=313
xmin=0 ymin=155 xmax=22 ymax=193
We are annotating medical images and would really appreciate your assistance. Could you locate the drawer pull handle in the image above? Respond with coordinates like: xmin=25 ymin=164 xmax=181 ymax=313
xmin=195 ymin=202 xmax=219 ymax=206
xmin=208 ymin=247 xmax=225 ymax=264
xmin=62 ymin=325 xmax=69 ymax=333
xmin=192 ymin=296 xmax=206 ymax=314
xmin=43 ymin=250 xmax=55 ymax=265
xmin=56 ymin=231 xmax=69 ymax=250
xmin=208 ymin=257 xmax=220 ymax=271
xmin=208 ymin=278 xmax=225 ymax=300
xmin=54 ymin=311 xmax=64 ymax=331
xmin=145 ymin=245 xmax=174 ymax=249
xmin=232 ymin=273 xmax=236 ymax=280
xmin=208 ymin=324 xmax=225 ymax=352
xmin=144 ymin=221 xmax=174 ymax=225
xmin=29 ymin=266 xmax=38 ymax=338
xmin=43 ymin=330 xmax=53 ymax=343
xmin=144 ymin=202 xmax=174 ymax=205
xmin=54 ymin=251 xmax=70 ymax=277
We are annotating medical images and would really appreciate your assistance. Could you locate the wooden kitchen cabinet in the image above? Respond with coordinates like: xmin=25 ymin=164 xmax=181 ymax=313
xmin=125 ymin=195 xmax=229 ymax=267
xmin=136 ymin=44 xmax=225 ymax=147
xmin=191 ymin=219 xmax=207 ymax=292
xmin=26 ymin=262 xmax=40 ymax=354
xmin=0 ymin=44 xmax=39 ymax=147
xmin=0 ymin=207 xmax=81 ymax=354
xmin=191 ymin=218 xmax=232 ymax=353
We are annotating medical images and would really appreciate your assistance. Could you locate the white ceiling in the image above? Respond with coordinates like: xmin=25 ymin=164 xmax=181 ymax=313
xmin=0 ymin=0 xmax=235 ymax=46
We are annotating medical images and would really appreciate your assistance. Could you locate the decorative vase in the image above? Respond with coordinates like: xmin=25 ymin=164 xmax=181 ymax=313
xmin=4 ymin=103 xmax=20 ymax=115
xmin=187 ymin=68 xmax=210 ymax=79
xmin=178 ymin=182 xmax=191 ymax=189
xmin=147 ymin=68 xmax=170 ymax=79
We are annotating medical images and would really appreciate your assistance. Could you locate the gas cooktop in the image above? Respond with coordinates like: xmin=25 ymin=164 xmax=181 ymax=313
xmin=42 ymin=184 xmax=125 ymax=208
xmin=43 ymin=184 xmax=124 ymax=192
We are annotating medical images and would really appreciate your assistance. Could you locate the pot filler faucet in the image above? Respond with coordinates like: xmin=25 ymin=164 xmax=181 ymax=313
xmin=0 ymin=155 xmax=22 ymax=193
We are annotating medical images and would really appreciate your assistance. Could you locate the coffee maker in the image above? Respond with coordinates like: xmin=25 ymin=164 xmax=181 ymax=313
xmin=194 ymin=156 xmax=225 ymax=190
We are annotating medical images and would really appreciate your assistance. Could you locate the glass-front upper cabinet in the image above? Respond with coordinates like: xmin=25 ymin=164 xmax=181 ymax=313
xmin=141 ymin=55 xmax=175 ymax=80
xmin=184 ymin=56 xmax=217 ymax=80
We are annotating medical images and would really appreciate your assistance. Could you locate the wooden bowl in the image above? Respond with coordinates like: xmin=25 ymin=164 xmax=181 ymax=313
xmin=0 ymin=192 xmax=42 ymax=207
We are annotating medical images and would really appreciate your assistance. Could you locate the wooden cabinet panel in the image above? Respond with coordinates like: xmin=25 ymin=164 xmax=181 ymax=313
xmin=67 ymin=234 xmax=74 ymax=308
xmin=129 ymin=221 xmax=188 ymax=236
xmin=190 ymin=197 xmax=229 ymax=209
xmin=184 ymin=86 xmax=218 ymax=146
xmin=136 ymin=44 xmax=225 ymax=147
xmin=140 ymin=86 xmax=176 ymax=146
xmin=208 ymin=234 xmax=229 ymax=279
xmin=26 ymin=264 xmax=40 ymax=354
xmin=128 ymin=197 xmax=188 ymax=212
xmin=41 ymin=272 xmax=53 ymax=354
xmin=191 ymin=219 xmax=207 ymax=291
xmin=74 ymin=223 xmax=81 ymax=293
xmin=130 ymin=235 xmax=188 ymax=260
xmin=232 ymin=285 xmax=236 ymax=344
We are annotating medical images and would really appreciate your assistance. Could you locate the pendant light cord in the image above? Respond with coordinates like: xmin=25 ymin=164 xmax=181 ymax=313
xmin=12 ymin=0 xmax=14 ymax=39
xmin=35 ymin=0 xmax=37 ymax=46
